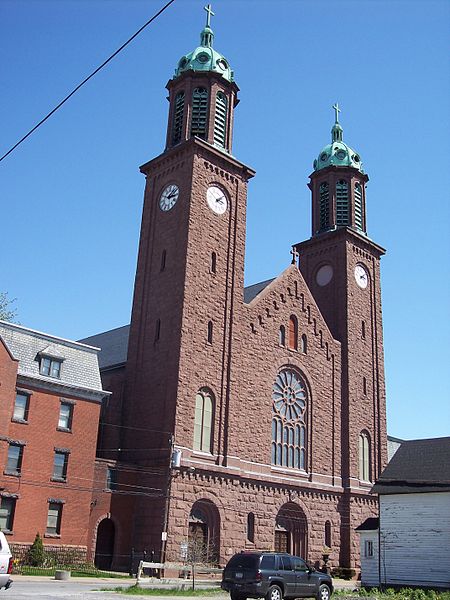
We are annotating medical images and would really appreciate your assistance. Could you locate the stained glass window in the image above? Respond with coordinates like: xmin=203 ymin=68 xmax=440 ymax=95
xmin=271 ymin=369 xmax=307 ymax=470
xmin=193 ymin=388 xmax=214 ymax=453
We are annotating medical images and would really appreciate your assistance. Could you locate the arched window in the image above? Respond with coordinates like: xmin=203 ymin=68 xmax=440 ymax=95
xmin=359 ymin=431 xmax=371 ymax=481
xmin=271 ymin=368 xmax=308 ymax=470
xmin=210 ymin=252 xmax=217 ymax=274
xmin=194 ymin=388 xmax=214 ymax=453
xmin=191 ymin=87 xmax=209 ymax=139
xmin=214 ymin=92 xmax=227 ymax=148
xmin=319 ymin=182 xmax=330 ymax=231
xmin=324 ymin=521 xmax=332 ymax=548
xmin=247 ymin=512 xmax=255 ymax=543
xmin=361 ymin=320 xmax=366 ymax=339
xmin=207 ymin=321 xmax=213 ymax=344
xmin=288 ymin=316 xmax=298 ymax=350
xmin=363 ymin=377 xmax=367 ymax=395
xmin=160 ymin=249 xmax=166 ymax=272
xmin=354 ymin=183 xmax=363 ymax=230
xmin=155 ymin=319 xmax=161 ymax=342
xmin=300 ymin=334 xmax=307 ymax=354
xmin=336 ymin=179 xmax=349 ymax=226
xmin=171 ymin=91 xmax=185 ymax=146
xmin=279 ymin=325 xmax=286 ymax=347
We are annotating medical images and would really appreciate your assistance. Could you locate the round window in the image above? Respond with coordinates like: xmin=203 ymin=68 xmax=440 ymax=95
xmin=353 ymin=154 xmax=360 ymax=163
xmin=320 ymin=153 xmax=328 ymax=161
xmin=197 ymin=53 xmax=209 ymax=64
xmin=178 ymin=57 xmax=188 ymax=69
xmin=217 ymin=58 xmax=228 ymax=70
xmin=336 ymin=150 xmax=346 ymax=160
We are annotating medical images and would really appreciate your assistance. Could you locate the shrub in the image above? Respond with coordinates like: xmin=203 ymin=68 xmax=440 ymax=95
xmin=26 ymin=533 xmax=45 ymax=567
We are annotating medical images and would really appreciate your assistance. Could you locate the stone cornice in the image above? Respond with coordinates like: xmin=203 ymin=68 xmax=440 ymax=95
xmin=16 ymin=374 xmax=110 ymax=404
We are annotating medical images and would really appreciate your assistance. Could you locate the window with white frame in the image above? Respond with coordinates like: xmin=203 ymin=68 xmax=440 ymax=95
xmin=13 ymin=391 xmax=30 ymax=422
xmin=58 ymin=402 xmax=73 ymax=431
xmin=40 ymin=356 xmax=62 ymax=378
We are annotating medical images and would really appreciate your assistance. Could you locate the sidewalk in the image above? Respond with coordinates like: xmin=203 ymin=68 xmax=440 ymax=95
xmin=12 ymin=573 xmax=360 ymax=592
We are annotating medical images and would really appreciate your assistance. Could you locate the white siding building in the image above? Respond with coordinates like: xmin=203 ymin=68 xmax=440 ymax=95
xmin=358 ymin=437 xmax=450 ymax=590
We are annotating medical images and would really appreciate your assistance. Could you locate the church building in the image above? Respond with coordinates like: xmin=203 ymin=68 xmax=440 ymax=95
xmin=82 ymin=6 xmax=388 ymax=572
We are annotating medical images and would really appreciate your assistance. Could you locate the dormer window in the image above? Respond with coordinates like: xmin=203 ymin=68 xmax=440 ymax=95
xmin=40 ymin=356 xmax=62 ymax=379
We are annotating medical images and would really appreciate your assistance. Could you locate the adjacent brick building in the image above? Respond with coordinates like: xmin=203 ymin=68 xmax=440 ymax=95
xmin=82 ymin=10 xmax=388 ymax=572
xmin=0 ymin=320 xmax=109 ymax=561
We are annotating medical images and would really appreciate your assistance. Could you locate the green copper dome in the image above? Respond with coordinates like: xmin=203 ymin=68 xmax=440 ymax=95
xmin=174 ymin=5 xmax=234 ymax=83
xmin=313 ymin=104 xmax=364 ymax=173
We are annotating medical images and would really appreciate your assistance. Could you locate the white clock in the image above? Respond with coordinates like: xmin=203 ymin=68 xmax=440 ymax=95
xmin=159 ymin=184 xmax=179 ymax=212
xmin=207 ymin=185 xmax=228 ymax=215
xmin=316 ymin=264 xmax=333 ymax=287
xmin=354 ymin=264 xmax=368 ymax=289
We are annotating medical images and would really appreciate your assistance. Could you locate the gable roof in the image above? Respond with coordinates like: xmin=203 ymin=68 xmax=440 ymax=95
xmin=372 ymin=437 xmax=450 ymax=495
xmin=355 ymin=517 xmax=379 ymax=532
xmin=80 ymin=324 xmax=130 ymax=370
xmin=243 ymin=278 xmax=275 ymax=304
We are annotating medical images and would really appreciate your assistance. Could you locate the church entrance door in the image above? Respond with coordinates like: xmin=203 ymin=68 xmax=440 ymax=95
xmin=188 ymin=499 xmax=220 ymax=563
xmin=275 ymin=503 xmax=308 ymax=559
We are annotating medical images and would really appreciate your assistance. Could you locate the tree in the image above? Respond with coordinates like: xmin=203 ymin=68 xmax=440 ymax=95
xmin=184 ymin=534 xmax=217 ymax=590
xmin=0 ymin=292 xmax=17 ymax=322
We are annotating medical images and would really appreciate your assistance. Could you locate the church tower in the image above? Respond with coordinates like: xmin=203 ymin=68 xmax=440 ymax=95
xmin=294 ymin=106 xmax=388 ymax=565
xmin=122 ymin=6 xmax=254 ymax=555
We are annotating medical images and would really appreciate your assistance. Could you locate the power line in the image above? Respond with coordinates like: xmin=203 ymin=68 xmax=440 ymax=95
xmin=0 ymin=0 xmax=176 ymax=164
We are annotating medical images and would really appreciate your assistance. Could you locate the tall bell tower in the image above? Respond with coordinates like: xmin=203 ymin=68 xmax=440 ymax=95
xmin=294 ymin=106 xmax=388 ymax=565
xmin=121 ymin=5 xmax=254 ymax=555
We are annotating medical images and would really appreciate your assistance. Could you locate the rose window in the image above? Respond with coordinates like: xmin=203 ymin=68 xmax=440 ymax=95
xmin=272 ymin=368 xmax=307 ymax=470
xmin=272 ymin=369 xmax=307 ymax=422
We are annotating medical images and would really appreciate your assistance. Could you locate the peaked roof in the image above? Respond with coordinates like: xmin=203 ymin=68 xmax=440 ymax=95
xmin=243 ymin=278 xmax=275 ymax=304
xmin=372 ymin=436 xmax=450 ymax=494
xmin=80 ymin=324 xmax=130 ymax=370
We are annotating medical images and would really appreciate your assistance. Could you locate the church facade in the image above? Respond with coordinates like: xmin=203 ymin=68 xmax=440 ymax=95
xmin=83 ymin=8 xmax=387 ymax=572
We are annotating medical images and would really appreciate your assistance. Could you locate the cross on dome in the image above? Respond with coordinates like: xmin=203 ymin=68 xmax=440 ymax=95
xmin=333 ymin=102 xmax=341 ymax=124
xmin=204 ymin=4 xmax=215 ymax=27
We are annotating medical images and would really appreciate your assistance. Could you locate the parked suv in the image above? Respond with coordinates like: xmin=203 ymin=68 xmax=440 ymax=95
xmin=222 ymin=552 xmax=332 ymax=600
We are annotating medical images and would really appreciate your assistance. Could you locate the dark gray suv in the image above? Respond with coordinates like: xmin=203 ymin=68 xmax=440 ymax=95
xmin=221 ymin=552 xmax=333 ymax=600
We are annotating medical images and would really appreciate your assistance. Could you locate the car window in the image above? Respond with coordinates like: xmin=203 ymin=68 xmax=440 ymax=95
xmin=280 ymin=555 xmax=292 ymax=570
xmin=260 ymin=555 xmax=275 ymax=570
xmin=226 ymin=554 xmax=260 ymax=570
xmin=292 ymin=557 xmax=308 ymax=571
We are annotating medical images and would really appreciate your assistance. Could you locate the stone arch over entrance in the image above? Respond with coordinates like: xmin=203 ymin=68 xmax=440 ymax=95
xmin=188 ymin=498 xmax=220 ymax=563
xmin=94 ymin=517 xmax=115 ymax=570
xmin=274 ymin=502 xmax=308 ymax=558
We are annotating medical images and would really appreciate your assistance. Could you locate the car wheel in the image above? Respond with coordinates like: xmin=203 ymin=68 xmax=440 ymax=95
xmin=266 ymin=584 xmax=283 ymax=600
xmin=317 ymin=584 xmax=331 ymax=600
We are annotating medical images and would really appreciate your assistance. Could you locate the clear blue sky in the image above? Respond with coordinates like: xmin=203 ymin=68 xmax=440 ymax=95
xmin=2 ymin=0 xmax=449 ymax=441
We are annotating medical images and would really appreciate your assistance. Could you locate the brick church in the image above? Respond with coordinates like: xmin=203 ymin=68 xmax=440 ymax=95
xmin=82 ymin=6 xmax=387 ymax=571
xmin=0 ymin=6 xmax=387 ymax=573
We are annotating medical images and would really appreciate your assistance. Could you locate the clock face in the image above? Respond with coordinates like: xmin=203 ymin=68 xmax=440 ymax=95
xmin=159 ymin=184 xmax=179 ymax=212
xmin=316 ymin=264 xmax=333 ymax=287
xmin=354 ymin=264 xmax=369 ymax=289
xmin=207 ymin=185 xmax=228 ymax=215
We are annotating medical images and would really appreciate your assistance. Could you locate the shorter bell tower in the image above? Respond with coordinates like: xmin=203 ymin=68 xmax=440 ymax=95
xmin=295 ymin=106 xmax=387 ymax=566
xmin=310 ymin=103 xmax=368 ymax=237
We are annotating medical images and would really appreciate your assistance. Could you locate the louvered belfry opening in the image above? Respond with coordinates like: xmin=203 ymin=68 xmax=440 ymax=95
xmin=214 ymin=91 xmax=228 ymax=148
xmin=336 ymin=179 xmax=349 ymax=226
xmin=319 ymin=182 xmax=330 ymax=231
xmin=171 ymin=91 xmax=185 ymax=146
xmin=191 ymin=87 xmax=209 ymax=139
xmin=354 ymin=182 xmax=363 ymax=230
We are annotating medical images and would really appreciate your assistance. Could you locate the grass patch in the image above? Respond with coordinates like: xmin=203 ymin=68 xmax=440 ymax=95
xmin=17 ymin=566 xmax=130 ymax=579
xmin=108 ymin=585 xmax=225 ymax=596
